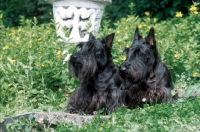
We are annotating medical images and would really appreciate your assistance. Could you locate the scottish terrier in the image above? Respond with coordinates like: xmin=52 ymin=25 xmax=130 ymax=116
xmin=66 ymin=33 xmax=122 ymax=114
xmin=118 ymin=27 xmax=174 ymax=109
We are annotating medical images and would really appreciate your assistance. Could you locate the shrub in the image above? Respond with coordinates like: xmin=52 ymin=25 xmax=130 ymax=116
xmin=132 ymin=0 xmax=194 ymax=20
xmin=0 ymin=17 xmax=79 ymax=120
xmin=104 ymin=0 xmax=200 ymax=27
xmin=104 ymin=0 xmax=134 ymax=27
xmin=1 ymin=0 xmax=52 ymax=27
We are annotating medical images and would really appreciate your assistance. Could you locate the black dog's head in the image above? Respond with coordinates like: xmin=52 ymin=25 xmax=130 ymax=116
xmin=119 ymin=27 xmax=159 ymax=83
xmin=68 ymin=33 xmax=115 ymax=83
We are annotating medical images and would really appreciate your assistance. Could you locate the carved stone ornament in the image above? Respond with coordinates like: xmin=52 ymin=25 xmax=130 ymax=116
xmin=47 ymin=0 xmax=112 ymax=43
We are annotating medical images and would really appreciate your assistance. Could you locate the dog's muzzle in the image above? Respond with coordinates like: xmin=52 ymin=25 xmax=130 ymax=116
xmin=119 ymin=65 xmax=130 ymax=78
xmin=70 ymin=54 xmax=83 ymax=67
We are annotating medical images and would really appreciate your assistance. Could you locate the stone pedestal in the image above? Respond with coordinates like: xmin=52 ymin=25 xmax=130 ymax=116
xmin=48 ymin=0 xmax=112 ymax=43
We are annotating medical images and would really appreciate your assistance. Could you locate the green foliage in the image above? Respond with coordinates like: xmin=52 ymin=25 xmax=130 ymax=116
xmin=1 ymin=0 xmax=52 ymax=27
xmin=104 ymin=0 xmax=200 ymax=27
xmin=6 ymin=115 xmax=53 ymax=132
xmin=0 ymin=18 xmax=79 ymax=121
xmin=6 ymin=98 xmax=200 ymax=131
xmin=104 ymin=0 xmax=134 ymax=27
xmin=132 ymin=0 xmax=193 ymax=20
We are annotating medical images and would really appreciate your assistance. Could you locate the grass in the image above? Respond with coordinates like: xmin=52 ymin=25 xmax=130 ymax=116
xmin=6 ymin=98 xmax=200 ymax=131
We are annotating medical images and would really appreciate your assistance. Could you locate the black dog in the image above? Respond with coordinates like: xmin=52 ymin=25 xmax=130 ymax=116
xmin=118 ymin=27 xmax=174 ymax=109
xmin=66 ymin=33 xmax=122 ymax=114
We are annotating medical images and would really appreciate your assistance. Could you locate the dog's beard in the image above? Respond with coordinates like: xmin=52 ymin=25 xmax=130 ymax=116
xmin=69 ymin=56 xmax=98 ymax=83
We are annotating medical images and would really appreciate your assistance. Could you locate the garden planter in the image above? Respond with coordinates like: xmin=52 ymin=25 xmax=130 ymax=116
xmin=47 ymin=0 xmax=112 ymax=43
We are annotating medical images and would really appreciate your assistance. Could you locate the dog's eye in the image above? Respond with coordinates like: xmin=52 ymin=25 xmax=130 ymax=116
xmin=134 ymin=49 xmax=141 ymax=55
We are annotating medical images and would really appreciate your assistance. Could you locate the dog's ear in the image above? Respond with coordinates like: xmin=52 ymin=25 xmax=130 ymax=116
xmin=133 ymin=26 xmax=142 ymax=42
xmin=146 ymin=27 xmax=156 ymax=46
xmin=89 ymin=32 xmax=96 ymax=40
xmin=102 ymin=33 xmax=115 ymax=48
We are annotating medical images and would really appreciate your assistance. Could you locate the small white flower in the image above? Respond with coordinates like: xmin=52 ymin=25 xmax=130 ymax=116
xmin=93 ymin=111 xmax=97 ymax=115
xmin=142 ymin=98 xmax=146 ymax=102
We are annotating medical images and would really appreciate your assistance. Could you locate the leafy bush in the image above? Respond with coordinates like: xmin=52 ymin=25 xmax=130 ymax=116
xmin=104 ymin=0 xmax=200 ymax=27
xmin=132 ymin=0 xmax=194 ymax=20
xmin=1 ymin=0 xmax=52 ymax=27
xmin=0 ymin=17 xmax=79 ymax=121
xmin=104 ymin=0 xmax=134 ymax=27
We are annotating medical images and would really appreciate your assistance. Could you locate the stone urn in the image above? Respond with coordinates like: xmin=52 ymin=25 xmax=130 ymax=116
xmin=47 ymin=0 xmax=112 ymax=43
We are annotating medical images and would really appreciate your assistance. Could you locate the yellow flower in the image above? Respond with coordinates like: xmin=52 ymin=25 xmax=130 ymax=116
xmin=175 ymin=12 xmax=183 ymax=18
xmin=16 ymin=37 xmax=19 ymax=41
xmin=192 ymin=72 xmax=197 ymax=77
xmin=32 ymin=34 xmax=35 ymax=37
xmin=57 ymin=50 xmax=61 ymax=59
xmin=126 ymin=18 xmax=131 ymax=21
xmin=0 ymin=14 xmax=2 ymax=19
xmin=36 ymin=63 xmax=40 ymax=67
xmin=190 ymin=5 xmax=197 ymax=11
xmin=121 ymin=56 xmax=126 ymax=61
xmin=56 ymin=27 xmax=59 ymax=31
xmin=18 ymin=27 xmax=22 ymax=32
xmin=36 ymin=63 xmax=45 ymax=67
xmin=38 ymin=38 xmax=42 ymax=41
xmin=11 ymin=30 xmax=15 ymax=35
xmin=138 ymin=24 xmax=142 ymax=28
xmin=194 ymin=11 xmax=198 ymax=15
xmin=57 ymin=54 xmax=61 ymax=59
xmin=3 ymin=45 xmax=9 ymax=50
xmin=153 ymin=18 xmax=157 ymax=22
xmin=47 ymin=30 xmax=51 ymax=34
xmin=116 ymin=30 xmax=120 ymax=34
xmin=147 ymin=26 xmax=151 ymax=29
xmin=57 ymin=50 xmax=61 ymax=55
xmin=144 ymin=12 xmax=150 ymax=16
xmin=174 ymin=53 xmax=180 ymax=58
xmin=0 ymin=57 xmax=2 ymax=61
xmin=49 ymin=12 xmax=52 ymax=15
xmin=10 ymin=60 xmax=16 ymax=64
xmin=117 ymin=39 xmax=122 ymax=43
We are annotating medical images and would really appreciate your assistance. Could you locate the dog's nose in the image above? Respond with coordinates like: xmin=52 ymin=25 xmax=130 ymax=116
xmin=119 ymin=66 xmax=126 ymax=71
